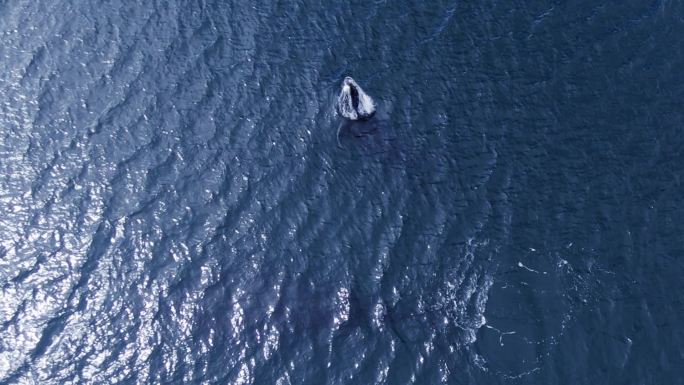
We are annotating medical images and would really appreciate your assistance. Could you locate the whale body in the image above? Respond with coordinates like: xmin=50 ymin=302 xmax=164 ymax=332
xmin=336 ymin=76 xmax=376 ymax=120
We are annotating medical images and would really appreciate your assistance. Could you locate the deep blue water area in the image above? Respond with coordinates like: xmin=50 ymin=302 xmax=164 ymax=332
xmin=1 ymin=1 xmax=683 ymax=384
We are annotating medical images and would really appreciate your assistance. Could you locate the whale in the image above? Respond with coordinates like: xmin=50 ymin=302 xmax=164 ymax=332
xmin=336 ymin=76 xmax=376 ymax=121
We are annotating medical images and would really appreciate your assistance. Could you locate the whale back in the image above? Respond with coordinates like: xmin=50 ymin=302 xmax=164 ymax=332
xmin=337 ymin=77 xmax=375 ymax=120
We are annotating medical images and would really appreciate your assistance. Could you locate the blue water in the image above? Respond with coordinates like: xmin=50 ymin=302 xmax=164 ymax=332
xmin=1 ymin=1 xmax=683 ymax=384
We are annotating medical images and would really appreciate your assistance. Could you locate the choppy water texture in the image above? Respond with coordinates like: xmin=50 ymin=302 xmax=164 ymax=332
xmin=1 ymin=1 xmax=683 ymax=384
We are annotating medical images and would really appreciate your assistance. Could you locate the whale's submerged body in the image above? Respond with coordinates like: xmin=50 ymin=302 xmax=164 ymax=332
xmin=337 ymin=77 xmax=376 ymax=121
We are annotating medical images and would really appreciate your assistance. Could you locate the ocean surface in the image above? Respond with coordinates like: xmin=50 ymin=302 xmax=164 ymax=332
xmin=1 ymin=1 xmax=683 ymax=384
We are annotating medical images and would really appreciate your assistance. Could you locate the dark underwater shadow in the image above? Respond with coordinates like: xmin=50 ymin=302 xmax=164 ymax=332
xmin=335 ymin=115 xmax=407 ymax=163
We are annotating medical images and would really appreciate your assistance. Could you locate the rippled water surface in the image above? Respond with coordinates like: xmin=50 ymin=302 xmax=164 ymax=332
xmin=1 ymin=1 xmax=683 ymax=384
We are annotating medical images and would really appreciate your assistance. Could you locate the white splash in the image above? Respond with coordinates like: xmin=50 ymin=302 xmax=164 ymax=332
xmin=336 ymin=76 xmax=376 ymax=120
